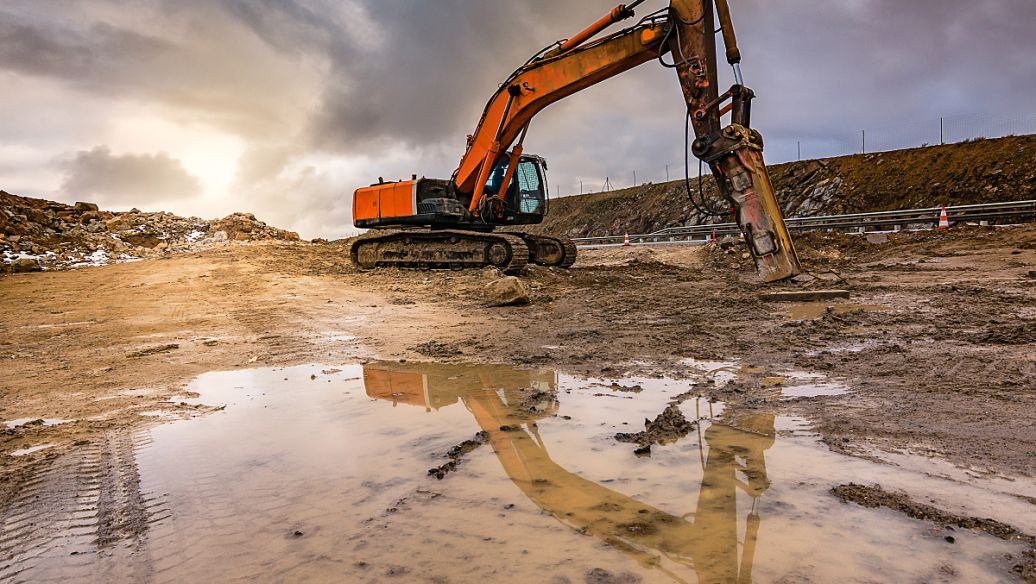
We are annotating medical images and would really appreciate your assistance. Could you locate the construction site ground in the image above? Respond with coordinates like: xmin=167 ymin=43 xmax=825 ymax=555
xmin=2 ymin=224 xmax=1036 ymax=581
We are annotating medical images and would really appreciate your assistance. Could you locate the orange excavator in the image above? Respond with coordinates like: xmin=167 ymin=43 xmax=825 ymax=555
xmin=351 ymin=0 xmax=801 ymax=283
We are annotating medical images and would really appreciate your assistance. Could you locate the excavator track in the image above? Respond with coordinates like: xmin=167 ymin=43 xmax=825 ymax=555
xmin=505 ymin=233 xmax=578 ymax=268
xmin=350 ymin=229 xmax=529 ymax=275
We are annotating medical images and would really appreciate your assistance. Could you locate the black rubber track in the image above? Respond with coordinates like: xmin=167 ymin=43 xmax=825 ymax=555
xmin=350 ymin=229 xmax=529 ymax=275
xmin=506 ymin=233 xmax=578 ymax=269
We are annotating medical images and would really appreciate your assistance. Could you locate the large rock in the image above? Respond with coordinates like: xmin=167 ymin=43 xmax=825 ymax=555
xmin=484 ymin=277 xmax=530 ymax=307
xmin=74 ymin=202 xmax=99 ymax=212
xmin=11 ymin=258 xmax=41 ymax=273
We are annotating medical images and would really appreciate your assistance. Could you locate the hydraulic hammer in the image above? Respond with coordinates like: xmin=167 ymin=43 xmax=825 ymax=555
xmin=670 ymin=0 xmax=802 ymax=282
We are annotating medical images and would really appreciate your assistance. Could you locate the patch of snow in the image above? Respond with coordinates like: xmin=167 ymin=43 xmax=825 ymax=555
xmin=68 ymin=248 xmax=110 ymax=269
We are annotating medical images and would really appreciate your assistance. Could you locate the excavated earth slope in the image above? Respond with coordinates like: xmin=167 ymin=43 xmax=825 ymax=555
xmin=0 ymin=192 xmax=301 ymax=273
xmin=533 ymin=135 xmax=1036 ymax=238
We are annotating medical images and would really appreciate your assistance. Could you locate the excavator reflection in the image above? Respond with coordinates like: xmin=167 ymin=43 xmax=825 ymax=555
xmin=363 ymin=362 xmax=776 ymax=583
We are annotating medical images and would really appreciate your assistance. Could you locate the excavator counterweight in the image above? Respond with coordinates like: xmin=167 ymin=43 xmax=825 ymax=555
xmin=351 ymin=0 xmax=802 ymax=282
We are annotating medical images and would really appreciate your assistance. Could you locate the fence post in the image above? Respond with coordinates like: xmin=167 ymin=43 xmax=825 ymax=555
xmin=633 ymin=170 xmax=637 ymax=186
xmin=940 ymin=117 xmax=945 ymax=145
xmin=666 ymin=165 xmax=669 ymax=181
xmin=797 ymin=141 xmax=801 ymax=161
xmin=862 ymin=129 xmax=866 ymax=154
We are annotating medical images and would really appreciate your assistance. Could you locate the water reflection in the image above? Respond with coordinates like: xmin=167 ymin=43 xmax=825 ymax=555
xmin=362 ymin=361 xmax=774 ymax=583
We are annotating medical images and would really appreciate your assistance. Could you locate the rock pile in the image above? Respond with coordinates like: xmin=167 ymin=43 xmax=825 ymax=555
xmin=1 ymin=191 xmax=300 ymax=273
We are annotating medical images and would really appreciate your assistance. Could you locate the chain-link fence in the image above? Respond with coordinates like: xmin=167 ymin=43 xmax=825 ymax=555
xmin=559 ymin=112 xmax=1036 ymax=197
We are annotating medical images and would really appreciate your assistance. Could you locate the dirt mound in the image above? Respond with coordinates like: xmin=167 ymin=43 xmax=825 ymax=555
xmin=614 ymin=404 xmax=696 ymax=456
xmin=533 ymin=135 xmax=1036 ymax=238
xmin=0 ymin=191 xmax=300 ymax=273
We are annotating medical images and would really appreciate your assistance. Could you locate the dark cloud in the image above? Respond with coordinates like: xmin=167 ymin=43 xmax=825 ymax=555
xmin=2 ymin=0 xmax=1035 ymax=236
xmin=733 ymin=0 xmax=1036 ymax=159
xmin=253 ymin=0 xmax=1036 ymax=174
xmin=0 ymin=3 xmax=318 ymax=139
xmin=60 ymin=146 xmax=202 ymax=207
xmin=0 ymin=17 xmax=170 ymax=88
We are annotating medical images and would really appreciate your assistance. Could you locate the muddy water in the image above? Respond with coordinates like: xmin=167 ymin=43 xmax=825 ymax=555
xmin=2 ymin=363 xmax=1031 ymax=583
xmin=786 ymin=302 xmax=890 ymax=320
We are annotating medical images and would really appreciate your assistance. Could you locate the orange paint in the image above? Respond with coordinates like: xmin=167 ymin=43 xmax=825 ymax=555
xmin=353 ymin=180 xmax=416 ymax=223
xmin=455 ymin=23 xmax=667 ymax=195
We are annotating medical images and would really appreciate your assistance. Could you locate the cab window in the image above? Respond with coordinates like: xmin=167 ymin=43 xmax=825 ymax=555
xmin=515 ymin=160 xmax=545 ymax=213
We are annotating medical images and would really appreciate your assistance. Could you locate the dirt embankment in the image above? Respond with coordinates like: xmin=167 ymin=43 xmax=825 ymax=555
xmin=533 ymin=135 xmax=1036 ymax=238
xmin=0 ymin=191 xmax=301 ymax=273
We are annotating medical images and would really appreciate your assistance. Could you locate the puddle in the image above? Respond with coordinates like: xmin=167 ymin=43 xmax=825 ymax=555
xmin=780 ymin=381 xmax=848 ymax=398
xmin=138 ymin=411 xmax=180 ymax=419
xmin=8 ymin=444 xmax=55 ymax=457
xmin=773 ymin=372 xmax=850 ymax=398
xmin=3 ymin=418 xmax=74 ymax=430
xmin=786 ymin=302 xmax=890 ymax=320
xmin=1 ymin=362 xmax=1031 ymax=583
xmin=682 ymin=358 xmax=849 ymax=399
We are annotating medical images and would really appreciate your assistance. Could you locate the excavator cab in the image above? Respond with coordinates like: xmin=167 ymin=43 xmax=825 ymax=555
xmin=483 ymin=154 xmax=549 ymax=221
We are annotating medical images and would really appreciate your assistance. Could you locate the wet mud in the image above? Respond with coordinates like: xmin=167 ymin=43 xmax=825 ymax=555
xmin=833 ymin=483 xmax=1036 ymax=581
xmin=428 ymin=431 xmax=489 ymax=480
xmin=2 ymin=361 xmax=1033 ymax=582
xmin=2 ymin=225 xmax=1036 ymax=581
xmin=614 ymin=404 xmax=695 ymax=456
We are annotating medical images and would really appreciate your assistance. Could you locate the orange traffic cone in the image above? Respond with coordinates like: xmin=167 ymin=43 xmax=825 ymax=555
xmin=623 ymin=233 xmax=631 ymax=247
xmin=938 ymin=206 xmax=950 ymax=229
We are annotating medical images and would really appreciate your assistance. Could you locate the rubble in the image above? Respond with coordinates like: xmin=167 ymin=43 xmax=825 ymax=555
xmin=1 ymin=191 xmax=301 ymax=274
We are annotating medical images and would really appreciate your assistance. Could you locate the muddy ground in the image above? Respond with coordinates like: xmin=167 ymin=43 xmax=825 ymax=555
xmin=1 ymin=225 xmax=1035 ymax=576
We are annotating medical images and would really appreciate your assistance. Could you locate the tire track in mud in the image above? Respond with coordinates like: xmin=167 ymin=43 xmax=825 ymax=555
xmin=139 ymin=440 xmax=327 ymax=583
xmin=0 ymin=428 xmax=167 ymax=583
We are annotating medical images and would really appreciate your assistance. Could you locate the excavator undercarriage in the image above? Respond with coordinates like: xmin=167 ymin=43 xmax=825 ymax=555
xmin=350 ymin=229 xmax=576 ymax=275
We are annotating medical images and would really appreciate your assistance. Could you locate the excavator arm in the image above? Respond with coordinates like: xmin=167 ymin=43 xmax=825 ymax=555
xmin=454 ymin=0 xmax=802 ymax=282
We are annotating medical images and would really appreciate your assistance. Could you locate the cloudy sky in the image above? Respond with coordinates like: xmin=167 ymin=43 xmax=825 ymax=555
xmin=1 ymin=0 xmax=1033 ymax=238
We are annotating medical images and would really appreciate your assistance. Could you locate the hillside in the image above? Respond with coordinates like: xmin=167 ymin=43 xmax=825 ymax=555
xmin=533 ymin=135 xmax=1036 ymax=237
xmin=0 ymin=192 xmax=300 ymax=273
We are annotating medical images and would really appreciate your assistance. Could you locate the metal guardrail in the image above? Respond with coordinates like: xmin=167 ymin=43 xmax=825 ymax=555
xmin=572 ymin=199 xmax=1036 ymax=247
